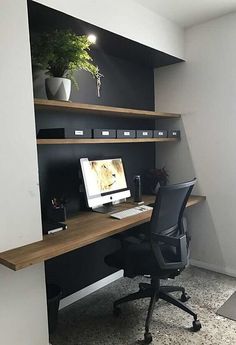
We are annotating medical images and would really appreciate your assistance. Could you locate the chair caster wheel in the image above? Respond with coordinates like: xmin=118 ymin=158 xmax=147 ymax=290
xmin=180 ymin=293 xmax=191 ymax=302
xmin=192 ymin=319 xmax=202 ymax=332
xmin=113 ymin=307 xmax=121 ymax=317
xmin=144 ymin=332 xmax=152 ymax=344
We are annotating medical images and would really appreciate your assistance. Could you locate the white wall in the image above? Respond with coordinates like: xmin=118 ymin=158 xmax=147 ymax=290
xmin=155 ymin=12 xmax=236 ymax=277
xmin=0 ymin=1 xmax=49 ymax=344
xmin=34 ymin=0 xmax=184 ymax=59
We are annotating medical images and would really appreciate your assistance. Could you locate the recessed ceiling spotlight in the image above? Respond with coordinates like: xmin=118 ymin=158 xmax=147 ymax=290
xmin=87 ymin=34 xmax=97 ymax=44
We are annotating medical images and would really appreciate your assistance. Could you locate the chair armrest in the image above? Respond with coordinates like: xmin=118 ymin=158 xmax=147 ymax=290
xmin=180 ymin=217 xmax=191 ymax=243
xmin=151 ymin=233 xmax=188 ymax=270
xmin=153 ymin=233 xmax=184 ymax=246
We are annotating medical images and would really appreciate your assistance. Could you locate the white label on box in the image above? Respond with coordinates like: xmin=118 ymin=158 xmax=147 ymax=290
xmin=102 ymin=131 xmax=109 ymax=136
xmin=75 ymin=130 xmax=83 ymax=136
xmin=124 ymin=131 xmax=130 ymax=136
xmin=143 ymin=132 xmax=148 ymax=136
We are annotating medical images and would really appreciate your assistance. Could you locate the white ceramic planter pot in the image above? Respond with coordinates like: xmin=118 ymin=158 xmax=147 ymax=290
xmin=45 ymin=77 xmax=71 ymax=101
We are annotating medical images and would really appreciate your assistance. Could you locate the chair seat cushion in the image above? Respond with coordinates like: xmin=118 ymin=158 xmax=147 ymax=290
xmin=105 ymin=240 xmax=177 ymax=278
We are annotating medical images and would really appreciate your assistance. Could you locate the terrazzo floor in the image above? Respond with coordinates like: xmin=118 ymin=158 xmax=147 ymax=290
xmin=51 ymin=267 xmax=236 ymax=345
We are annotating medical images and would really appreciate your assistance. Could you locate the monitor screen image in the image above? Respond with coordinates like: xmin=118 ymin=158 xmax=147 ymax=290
xmin=82 ymin=158 xmax=127 ymax=196
xmin=80 ymin=157 xmax=130 ymax=210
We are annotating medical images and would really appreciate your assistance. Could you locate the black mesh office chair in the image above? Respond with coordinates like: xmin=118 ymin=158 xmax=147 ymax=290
xmin=105 ymin=179 xmax=201 ymax=344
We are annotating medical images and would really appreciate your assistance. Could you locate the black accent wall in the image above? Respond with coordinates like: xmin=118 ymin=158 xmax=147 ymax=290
xmin=35 ymin=50 xmax=156 ymax=218
xmin=28 ymin=1 xmax=181 ymax=298
xmin=34 ymin=53 xmax=155 ymax=298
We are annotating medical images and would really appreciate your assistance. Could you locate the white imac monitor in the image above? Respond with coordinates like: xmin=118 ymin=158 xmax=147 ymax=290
xmin=80 ymin=157 xmax=131 ymax=213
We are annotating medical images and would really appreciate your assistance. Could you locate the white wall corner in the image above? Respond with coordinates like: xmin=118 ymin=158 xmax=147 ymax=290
xmin=154 ymin=12 xmax=236 ymax=278
xmin=190 ymin=259 xmax=236 ymax=279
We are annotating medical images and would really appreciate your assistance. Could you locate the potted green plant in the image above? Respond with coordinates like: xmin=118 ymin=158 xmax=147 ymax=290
xmin=31 ymin=30 xmax=103 ymax=101
xmin=142 ymin=167 xmax=169 ymax=194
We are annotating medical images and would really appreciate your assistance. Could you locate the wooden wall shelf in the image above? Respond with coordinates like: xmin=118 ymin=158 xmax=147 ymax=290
xmin=0 ymin=195 xmax=206 ymax=271
xmin=34 ymin=98 xmax=181 ymax=119
xmin=37 ymin=138 xmax=178 ymax=145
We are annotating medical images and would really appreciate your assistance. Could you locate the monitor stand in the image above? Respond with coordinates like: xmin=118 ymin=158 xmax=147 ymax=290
xmin=92 ymin=202 xmax=117 ymax=214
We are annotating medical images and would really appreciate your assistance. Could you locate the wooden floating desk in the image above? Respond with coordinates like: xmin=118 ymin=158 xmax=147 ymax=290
xmin=0 ymin=195 xmax=206 ymax=271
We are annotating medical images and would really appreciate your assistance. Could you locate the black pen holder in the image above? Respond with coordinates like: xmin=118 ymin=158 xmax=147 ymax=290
xmin=47 ymin=206 xmax=66 ymax=222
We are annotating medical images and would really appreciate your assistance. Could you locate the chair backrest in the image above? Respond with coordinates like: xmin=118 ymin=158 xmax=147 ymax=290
xmin=149 ymin=179 xmax=196 ymax=272
xmin=150 ymin=179 xmax=196 ymax=236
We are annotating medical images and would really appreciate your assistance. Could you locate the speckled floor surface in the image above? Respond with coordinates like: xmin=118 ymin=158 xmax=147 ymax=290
xmin=51 ymin=267 xmax=236 ymax=345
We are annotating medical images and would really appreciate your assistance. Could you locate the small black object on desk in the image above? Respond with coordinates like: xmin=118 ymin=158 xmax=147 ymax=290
xmin=133 ymin=175 xmax=142 ymax=203
xmin=42 ymin=220 xmax=67 ymax=235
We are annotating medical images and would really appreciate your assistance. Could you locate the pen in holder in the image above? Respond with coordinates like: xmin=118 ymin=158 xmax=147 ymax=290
xmin=47 ymin=197 xmax=67 ymax=222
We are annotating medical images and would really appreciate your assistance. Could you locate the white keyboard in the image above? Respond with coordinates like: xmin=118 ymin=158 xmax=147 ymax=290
xmin=110 ymin=205 xmax=153 ymax=220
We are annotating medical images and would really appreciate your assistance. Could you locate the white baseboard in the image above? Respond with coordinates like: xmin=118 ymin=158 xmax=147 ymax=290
xmin=190 ymin=259 xmax=236 ymax=278
xmin=59 ymin=261 xmax=235 ymax=310
xmin=59 ymin=270 xmax=124 ymax=310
